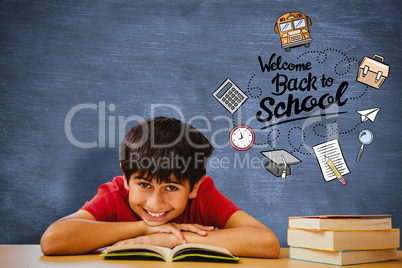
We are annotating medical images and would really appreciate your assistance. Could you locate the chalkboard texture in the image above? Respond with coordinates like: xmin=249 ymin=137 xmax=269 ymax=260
xmin=1 ymin=0 xmax=401 ymax=249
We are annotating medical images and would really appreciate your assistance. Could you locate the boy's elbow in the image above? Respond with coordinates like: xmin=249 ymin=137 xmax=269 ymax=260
xmin=262 ymin=233 xmax=281 ymax=259
xmin=41 ymin=229 xmax=58 ymax=255
xmin=268 ymin=237 xmax=281 ymax=258
xmin=40 ymin=227 xmax=66 ymax=256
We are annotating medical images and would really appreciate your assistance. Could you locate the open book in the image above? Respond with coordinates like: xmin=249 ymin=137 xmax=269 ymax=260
xmin=101 ymin=243 xmax=239 ymax=262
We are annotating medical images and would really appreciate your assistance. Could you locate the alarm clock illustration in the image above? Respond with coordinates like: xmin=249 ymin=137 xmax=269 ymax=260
xmin=229 ymin=125 xmax=255 ymax=151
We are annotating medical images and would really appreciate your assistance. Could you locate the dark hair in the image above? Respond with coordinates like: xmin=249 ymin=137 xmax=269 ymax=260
xmin=120 ymin=117 xmax=214 ymax=190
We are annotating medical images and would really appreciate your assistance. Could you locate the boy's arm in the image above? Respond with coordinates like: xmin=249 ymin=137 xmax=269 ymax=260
xmin=185 ymin=210 xmax=280 ymax=258
xmin=41 ymin=210 xmax=213 ymax=255
xmin=126 ymin=210 xmax=280 ymax=258
xmin=40 ymin=210 xmax=148 ymax=255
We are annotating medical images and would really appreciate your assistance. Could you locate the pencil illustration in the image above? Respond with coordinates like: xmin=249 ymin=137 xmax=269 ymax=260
xmin=325 ymin=156 xmax=347 ymax=186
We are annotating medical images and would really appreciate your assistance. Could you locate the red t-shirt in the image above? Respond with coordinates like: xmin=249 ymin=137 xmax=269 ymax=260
xmin=80 ymin=175 xmax=240 ymax=229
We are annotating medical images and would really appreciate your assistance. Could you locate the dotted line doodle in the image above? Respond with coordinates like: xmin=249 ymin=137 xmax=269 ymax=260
xmin=288 ymin=127 xmax=311 ymax=155
xmin=313 ymin=122 xmax=339 ymax=138
xmin=335 ymin=58 xmax=351 ymax=76
xmin=231 ymin=114 xmax=235 ymax=127
xmin=255 ymin=128 xmax=280 ymax=148
xmin=339 ymin=121 xmax=360 ymax=135
xmin=254 ymin=120 xmax=360 ymax=155
xmin=313 ymin=121 xmax=361 ymax=138
xmin=349 ymin=86 xmax=368 ymax=100
xmin=317 ymin=50 xmax=328 ymax=64
xmin=297 ymin=48 xmax=359 ymax=76
xmin=246 ymin=74 xmax=262 ymax=99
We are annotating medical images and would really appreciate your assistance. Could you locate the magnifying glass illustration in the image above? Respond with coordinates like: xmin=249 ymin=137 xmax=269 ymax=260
xmin=356 ymin=129 xmax=374 ymax=163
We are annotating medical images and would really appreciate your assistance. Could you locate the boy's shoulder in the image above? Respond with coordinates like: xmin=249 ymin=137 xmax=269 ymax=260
xmin=97 ymin=176 xmax=128 ymax=196
xmin=80 ymin=176 xmax=132 ymax=221
xmin=195 ymin=175 xmax=224 ymax=201
xmin=199 ymin=175 xmax=214 ymax=191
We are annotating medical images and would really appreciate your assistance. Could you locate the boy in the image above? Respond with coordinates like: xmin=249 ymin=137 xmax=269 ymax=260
xmin=41 ymin=117 xmax=280 ymax=258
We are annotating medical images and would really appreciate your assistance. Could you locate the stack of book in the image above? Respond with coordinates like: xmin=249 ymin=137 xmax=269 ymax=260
xmin=287 ymin=215 xmax=399 ymax=266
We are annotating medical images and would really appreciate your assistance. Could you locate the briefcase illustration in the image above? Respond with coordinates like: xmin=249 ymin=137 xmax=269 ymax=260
xmin=356 ymin=54 xmax=389 ymax=89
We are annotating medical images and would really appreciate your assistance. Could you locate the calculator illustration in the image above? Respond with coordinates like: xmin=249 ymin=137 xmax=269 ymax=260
xmin=212 ymin=78 xmax=248 ymax=114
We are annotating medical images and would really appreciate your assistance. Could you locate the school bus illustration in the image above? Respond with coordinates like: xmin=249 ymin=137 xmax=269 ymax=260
xmin=274 ymin=12 xmax=312 ymax=52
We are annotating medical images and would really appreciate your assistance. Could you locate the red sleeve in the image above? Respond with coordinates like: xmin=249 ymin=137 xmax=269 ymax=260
xmin=198 ymin=176 xmax=241 ymax=229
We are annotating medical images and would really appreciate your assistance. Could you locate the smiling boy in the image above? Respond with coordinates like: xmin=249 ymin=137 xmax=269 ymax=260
xmin=41 ymin=117 xmax=280 ymax=258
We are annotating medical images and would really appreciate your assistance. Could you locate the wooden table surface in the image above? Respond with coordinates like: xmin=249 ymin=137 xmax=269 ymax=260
xmin=1 ymin=245 xmax=400 ymax=268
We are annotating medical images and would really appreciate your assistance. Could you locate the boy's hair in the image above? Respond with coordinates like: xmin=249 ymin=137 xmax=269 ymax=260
xmin=120 ymin=117 xmax=214 ymax=190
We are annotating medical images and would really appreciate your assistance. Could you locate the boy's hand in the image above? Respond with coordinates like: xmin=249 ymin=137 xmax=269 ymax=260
xmin=145 ymin=223 xmax=214 ymax=244
xmin=113 ymin=233 xmax=181 ymax=249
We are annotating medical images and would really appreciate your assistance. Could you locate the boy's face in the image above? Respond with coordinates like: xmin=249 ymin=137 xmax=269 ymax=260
xmin=124 ymin=172 xmax=202 ymax=227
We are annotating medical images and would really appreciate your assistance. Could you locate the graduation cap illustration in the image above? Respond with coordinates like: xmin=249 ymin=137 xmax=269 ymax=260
xmin=261 ymin=149 xmax=302 ymax=179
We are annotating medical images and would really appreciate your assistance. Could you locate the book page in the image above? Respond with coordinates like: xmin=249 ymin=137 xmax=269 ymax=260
xmin=170 ymin=243 xmax=235 ymax=259
xmin=312 ymin=139 xmax=350 ymax=182
xmin=101 ymin=244 xmax=171 ymax=259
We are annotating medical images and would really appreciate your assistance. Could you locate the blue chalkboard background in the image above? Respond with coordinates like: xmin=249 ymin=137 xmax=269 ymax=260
xmin=1 ymin=0 xmax=401 ymax=248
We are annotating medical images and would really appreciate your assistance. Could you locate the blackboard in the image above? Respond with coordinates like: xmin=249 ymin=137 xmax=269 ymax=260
xmin=1 ymin=0 xmax=401 ymax=248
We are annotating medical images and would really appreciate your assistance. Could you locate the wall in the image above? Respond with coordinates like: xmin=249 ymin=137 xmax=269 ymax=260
xmin=1 ymin=0 xmax=401 ymax=247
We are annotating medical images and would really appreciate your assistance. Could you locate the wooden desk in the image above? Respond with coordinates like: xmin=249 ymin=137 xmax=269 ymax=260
xmin=0 ymin=245 xmax=400 ymax=268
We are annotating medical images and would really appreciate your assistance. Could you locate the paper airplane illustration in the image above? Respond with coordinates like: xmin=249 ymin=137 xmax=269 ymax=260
xmin=356 ymin=107 xmax=381 ymax=123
